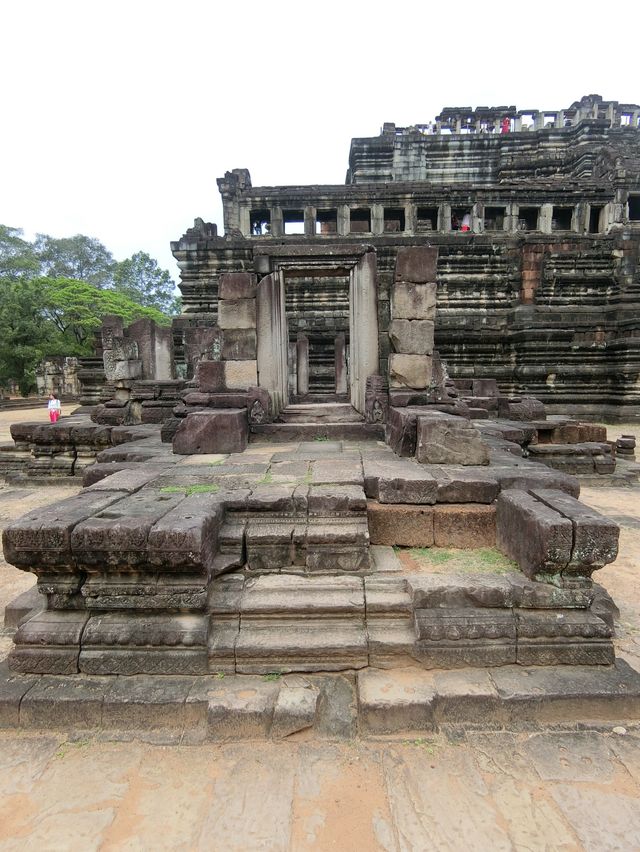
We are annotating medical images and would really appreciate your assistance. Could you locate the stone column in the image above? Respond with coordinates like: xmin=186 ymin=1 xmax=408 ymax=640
xmin=335 ymin=333 xmax=347 ymax=395
xmin=297 ymin=334 xmax=309 ymax=396
xmin=350 ymin=251 xmax=380 ymax=413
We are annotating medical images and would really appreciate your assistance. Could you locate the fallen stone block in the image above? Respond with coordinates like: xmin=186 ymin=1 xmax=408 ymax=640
xmin=531 ymin=488 xmax=619 ymax=577
xmin=173 ymin=409 xmax=248 ymax=455
xmin=416 ymin=413 xmax=490 ymax=466
xmin=496 ymin=489 xmax=572 ymax=581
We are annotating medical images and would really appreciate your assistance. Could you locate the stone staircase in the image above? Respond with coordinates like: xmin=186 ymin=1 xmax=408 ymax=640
xmin=252 ymin=403 xmax=384 ymax=442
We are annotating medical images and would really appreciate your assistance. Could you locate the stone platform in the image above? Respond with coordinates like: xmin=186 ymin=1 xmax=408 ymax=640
xmin=2 ymin=430 xmax=621 ymax=678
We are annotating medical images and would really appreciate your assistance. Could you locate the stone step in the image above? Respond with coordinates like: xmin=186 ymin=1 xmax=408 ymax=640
xmin=279 ymin=403 xmax=364 ymax=424
xmin=233 ymin=617 xmax=369 ymax=673
xmin=250 ymin=423 xmax=384 ymax=442
xmin=240 ymin=574 xmax=364 ymax=615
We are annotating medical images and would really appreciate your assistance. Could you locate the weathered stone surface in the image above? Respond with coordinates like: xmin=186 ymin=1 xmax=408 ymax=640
xmin=307 ymin=484 xmax=367 ymax=515
xmin=388 ymin=320 xmax=435 ymax=355
xmin=433 ymin=504 xmax=496 ymax=548
xmin=3 ymin=585 xmax=42 ymax=629
xmin=357 ymin=668 xmax=436 ymax=733
xmin=531 ymin=488 xmax=619 ymax=575
xmin=2 ymin=490 xmax=129 ymax=570
xmin=271 ymin=680 xmax=319 ymax=738
xmin=224 ymin=360 xmax=257 ymax=390
xmin=218 ymin=298 xmax=256 ymax=329
xmin=196 ymin=360 xmax=225 ymax=393
xmin=0 ymin=661 xmax=38 ymax=727
xmin=498 ymin=397 xmax=546 ymax=421
xmin=516 ymin=610 xmax=614 ymax=665
xmin=147 ymin=493 xmax=224 ymax=572
xmin=173 ymin=410 xmax=248 ymax=455
xmin=218 ymin=272 xmax=257 ymax=300
xmin=9 ymin=611 xmax=89 ymax=674
xmin=363 ymin=457 xmax=438 ymax=504
xmin=394 ymin=246 xmax=438 ymax=284
xmin=432 ymin=468 xmax=499 ymax=503
xmin=414 ymin=608 xmax=517 ymax=667
xmin=391 ymin=282 xmax=437 ymax=321
xmin=389 ymin=354 xmax=432 ymax=389
xmin=416 ymin=414 xmax=490 ymax=466
xmin=367 ymin=502 xmax=434 ymax=547
xmin=20 ymin=674 xmax=111 ymax=729
xmin=221 ymin=328 xmax=257 ymax=360
xmin=496 ymin=490 xmax=572 ymax=581
xmin=71 ymin=490 xmax=185 ymax=569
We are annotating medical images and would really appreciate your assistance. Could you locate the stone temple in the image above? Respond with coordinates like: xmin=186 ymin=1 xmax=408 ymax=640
xmin=2 ymin=95 xmax=640 ymax=737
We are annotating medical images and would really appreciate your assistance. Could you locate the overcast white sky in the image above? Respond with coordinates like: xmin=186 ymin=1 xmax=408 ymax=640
xmin=2 ymin=0 xmax=639 ymax=282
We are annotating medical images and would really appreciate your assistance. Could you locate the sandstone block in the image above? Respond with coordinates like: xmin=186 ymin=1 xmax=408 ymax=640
xmin=218 ymin=298 xmax=256 ymax=329
xmin=222 ymin=328 xmax=257 ymax=360
xmin=388 ymin=320 xmax=435 ymax=355
xmin=394 ymin=246 xmax=438 ymax=283
xmin=391 ymin=282 xmax=437 ymax=320
xmin=416 ymin=414 xmax=490 ymax=466
xmin=196 ymin=361 xmax=225 ymax=393
xmin=531 ymin=488 xmax=619 ymax=576
xmin=172 ymin=409 xmax=248 ymax=455
xmin=433 ymin=504 xmax=496 ymax=548
xmin=496 ymin=490 xmax=572 ymax=580
xmin=367 ymin=502 xmax=434 ymax=546
xmin=224 ymin=360 xmax=257 ymax=390
xmin=389 ymin=354 xmax=432 ymax=389
xmin=218 ymin=272 xmax=257 ymax=300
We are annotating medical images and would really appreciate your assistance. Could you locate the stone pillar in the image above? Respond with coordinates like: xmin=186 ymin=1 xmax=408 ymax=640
xmin=371 ymin=204 xmax=384 ymax=235
xmin=337 ymin=205 xmax=350 ymax=236
xmin=297 ymin=334 xmax=309 ymax=396
xmin=539 ymin=204 xmax=553 ymax=234
xmin=256 ymin=271 xmax=288 ymax=415
xmin=349 ymin=251 xmax=380 ymax=413
xmin=440 ymin=203 xmax=451 ymax=233
xmin=388 ymin=247 xmax=438 ymax=404
xmin=270 ymin=207 xmax=283 ymax=238
xmin=335 ymin=333 xmax=347 ymax=395
xmin=304 ymin=207 xmax=315 ymax=237
xmin=514 ymin=116 xmax=522 ymax=132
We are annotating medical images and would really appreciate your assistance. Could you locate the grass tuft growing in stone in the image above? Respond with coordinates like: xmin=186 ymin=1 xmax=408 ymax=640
xmin=160 ymin=484 xmax=220 ymax=497
xmin=407 ymin=546 xmax=517 ymax=574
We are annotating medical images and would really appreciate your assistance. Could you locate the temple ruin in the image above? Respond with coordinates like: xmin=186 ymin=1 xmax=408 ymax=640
xmin=2 ymin=95 xmax=640 ymax=736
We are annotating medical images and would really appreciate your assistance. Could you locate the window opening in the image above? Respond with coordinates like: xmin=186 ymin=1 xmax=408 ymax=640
xmin=484 ymin=206 xmax=506 ymax=231
xmin=250 ymin=209 xmax=271 ymax=236
xmin=589 ymin=205 xmax=604 ymax=233
xmin=629 ymin=196 xmax=640 ymax=221
xmin=416 ymin=206 xmax=438 ymax=232
xmin=552 ymin=207 xmax=573 ymax=231
xmin=517 ymin=207 xmax=539 ymax=231
xmin=283 ymin=210 xmax=305 ymax=235
xmin=383 ymin=208 xmax=405 ymax=233
xmin=350 ymin=208 xmax=371 ymax=233
xmin=451 ymin=207 xmax=471 ymax=232
xmin=315 ymin=210 xmax=338 ymax=235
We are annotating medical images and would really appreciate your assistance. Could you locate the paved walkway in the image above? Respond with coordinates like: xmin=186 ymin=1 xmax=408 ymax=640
xmin=1 ymin=409 xmax=640 ymax=850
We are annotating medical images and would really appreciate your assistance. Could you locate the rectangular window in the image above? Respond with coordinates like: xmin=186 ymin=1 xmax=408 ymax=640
xmin=416 ymin=206 xmax=438 ymax=232
xmin=383 ymin=208 xmax=405 ymax=233
xmin=349 ymin=208 xmax=371 ymax=233
xmin=315 ymin=209 xmax=338 ymax=235
xmin=484 ymin=206 xmax=506 ymax=231
xmin=629 ymin=196 xmax=640 ymax=221
xmin=451 ymin=207 xmax=471 ymax=232
xmin=250 ymin=209 xmax=271 ymax=236
xmin=552 ymin=207 xmax=573 ymax=231
xmin=517 ymin=207 xmax=539 ymax=231
xmin=283 ymin=210 xmax=305 ymax=235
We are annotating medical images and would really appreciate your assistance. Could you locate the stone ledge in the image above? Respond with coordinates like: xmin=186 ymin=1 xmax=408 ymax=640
xmin=3 ymin=660 xmax=640 ymax=741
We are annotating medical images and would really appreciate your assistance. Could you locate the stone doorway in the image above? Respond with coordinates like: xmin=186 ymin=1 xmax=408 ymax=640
xmin=255 ymin=247 xmax=379 ymax=416
xmin=285 ymin=267 xmax=350 ymax=402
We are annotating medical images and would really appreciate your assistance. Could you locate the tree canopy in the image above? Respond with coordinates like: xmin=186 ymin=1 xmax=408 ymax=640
xmin=0 ymin=225 xmax=178 ymax=394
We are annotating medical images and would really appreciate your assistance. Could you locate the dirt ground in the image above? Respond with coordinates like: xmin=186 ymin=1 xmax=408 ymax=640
xmin=2 ymin=409 xmax=640 ymax=850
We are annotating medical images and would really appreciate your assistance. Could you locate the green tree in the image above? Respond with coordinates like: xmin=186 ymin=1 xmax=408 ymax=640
xmin=112 ymin=251 xmax=178 ymax=313
xmin=0 ymin=225 xmax=40 ymax=280
xmin=38 ymin=277 xmax=170 ymax=350
xmin=34 ymin=233 xmax=115 ymax=288
xmin=0 ymin=279 xmax=55 ymax=394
